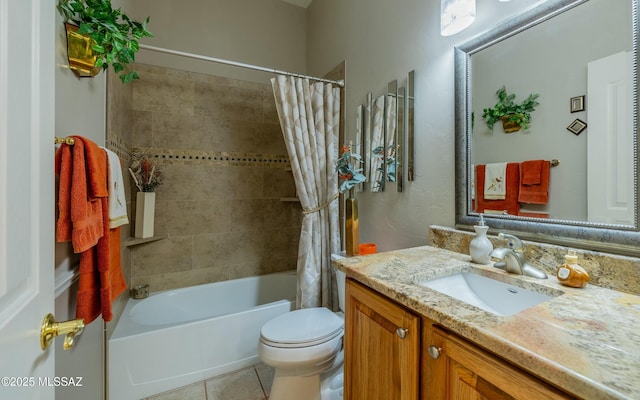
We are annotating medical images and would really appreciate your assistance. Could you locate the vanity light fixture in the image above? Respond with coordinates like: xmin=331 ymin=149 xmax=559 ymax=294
xmin=441 ymin=0 xmax=476 ymax=36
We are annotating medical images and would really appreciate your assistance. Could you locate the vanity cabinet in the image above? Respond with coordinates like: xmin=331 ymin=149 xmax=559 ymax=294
xmin=345 ymin=278 xmax=575 ymax=400
xmin=344 ymin=279 xmax=420 ymax=400
xmin=425 ymin=325 xmax=572 ymax=399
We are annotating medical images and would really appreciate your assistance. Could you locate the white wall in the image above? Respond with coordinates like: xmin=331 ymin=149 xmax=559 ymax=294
xmin=54 ymin=4 xmax=107 ymax=399
xmin=306 ymin=0 xmax=572 ymax=251
xmin=127 ymin=0 xmax=307 ymax=85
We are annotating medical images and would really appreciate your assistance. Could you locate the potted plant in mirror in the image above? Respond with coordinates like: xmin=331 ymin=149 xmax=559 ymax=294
xmin=57 ymin=0 xmax=153 ymax=83
xmin=481 ymin=86 xmax=540 ymax=133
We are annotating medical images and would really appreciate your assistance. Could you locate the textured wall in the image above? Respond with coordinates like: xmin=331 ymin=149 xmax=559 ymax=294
xmin=306 ymin=0 xmax=543 ymax=251
xmin=128 ymin=63 xmax=300 ymax=291
xmin=127 ymin=0 xmax=307 ymax=85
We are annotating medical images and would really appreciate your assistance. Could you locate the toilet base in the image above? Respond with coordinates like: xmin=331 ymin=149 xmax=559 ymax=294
xmin=268 ymin=352 xmax=343 ymax=400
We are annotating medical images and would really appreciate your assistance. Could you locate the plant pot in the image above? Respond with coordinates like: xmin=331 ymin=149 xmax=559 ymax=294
xmin=134 ymin=192 xmax=156 ymax=238
xmin=500 ymin=115 xmax=522 ymax=133
xmin=64 ymin=22 xmax=101 ymax=78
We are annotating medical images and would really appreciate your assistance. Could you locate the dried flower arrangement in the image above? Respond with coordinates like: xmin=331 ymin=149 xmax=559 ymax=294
xmin=128 ymin=153 xmax=163 ymax=192
xmin=336 ymin=143 xmax=366 ymax=193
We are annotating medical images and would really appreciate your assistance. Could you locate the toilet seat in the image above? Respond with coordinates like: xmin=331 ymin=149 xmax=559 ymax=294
xmin=260 ymin=308 xmax=344 ymax=348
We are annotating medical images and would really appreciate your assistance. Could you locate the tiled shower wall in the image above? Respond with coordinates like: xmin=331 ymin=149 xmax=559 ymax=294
xmin=106 ymin=69 xmax=134 ymax=335
xmin=128 ymin=63 xmax=300 ymax=292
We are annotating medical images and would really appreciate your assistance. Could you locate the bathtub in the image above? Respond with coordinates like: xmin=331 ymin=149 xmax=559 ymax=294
xmin=108 ymin=271 xmax=296 ymax=400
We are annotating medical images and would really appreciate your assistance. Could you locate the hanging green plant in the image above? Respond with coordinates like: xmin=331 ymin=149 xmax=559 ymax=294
xmin=57 ymin=0 xmax=153 ymax=83
xmin=481 ymin=86 xmax=540 ymax=132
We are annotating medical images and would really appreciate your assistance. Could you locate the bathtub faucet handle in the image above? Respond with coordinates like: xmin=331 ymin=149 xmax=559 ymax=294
xmin=131 ymin=284 xmax=150 ymax=299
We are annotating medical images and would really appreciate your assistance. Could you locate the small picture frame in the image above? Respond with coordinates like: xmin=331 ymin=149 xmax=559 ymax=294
xmin=567 ymin=118 xmax=587 ymax=135
xmin=570 ymin=95 xmax=585 ymax=113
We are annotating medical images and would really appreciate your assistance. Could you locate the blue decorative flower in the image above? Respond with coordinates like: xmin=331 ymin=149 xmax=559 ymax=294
xmin=336 ymin=144 xmax=366 ymax=193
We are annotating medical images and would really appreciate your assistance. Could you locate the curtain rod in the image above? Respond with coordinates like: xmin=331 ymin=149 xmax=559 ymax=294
xmin=139 ymin=44 xmax=345 ymax=88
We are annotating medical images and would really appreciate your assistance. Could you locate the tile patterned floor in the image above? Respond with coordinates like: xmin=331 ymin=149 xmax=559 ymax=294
xmin=144 ymin=363 xmax=274 ymax=400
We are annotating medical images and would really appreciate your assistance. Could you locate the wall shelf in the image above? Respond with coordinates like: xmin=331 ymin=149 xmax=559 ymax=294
xmin=280 ymin=197 xmax=300 ymax=202
xmin=125 ymin=235 xmax=167 ymax=247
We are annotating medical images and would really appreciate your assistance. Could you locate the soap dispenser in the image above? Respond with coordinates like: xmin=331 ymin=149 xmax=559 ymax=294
xmin=469 ymin=214 xmax=493 ymax=264
xmin=557 ymin=250 xmax=589 ymax=288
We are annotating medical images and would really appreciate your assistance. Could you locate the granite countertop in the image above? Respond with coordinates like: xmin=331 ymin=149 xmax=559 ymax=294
xmin=334 ymin=245 xmax=640 ymax=400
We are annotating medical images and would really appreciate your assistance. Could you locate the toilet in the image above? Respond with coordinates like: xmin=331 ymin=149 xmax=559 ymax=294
xmin=258 ymin=255 xmax=346 ymax=400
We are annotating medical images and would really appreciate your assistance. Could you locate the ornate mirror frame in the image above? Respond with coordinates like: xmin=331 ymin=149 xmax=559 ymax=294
xmin=455 ymin=0 xmax=640 ymax=256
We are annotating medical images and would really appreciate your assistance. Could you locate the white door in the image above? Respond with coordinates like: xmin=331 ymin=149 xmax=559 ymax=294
xmin=0 ymin=0 xmax=56 ymax=399
xmin=587 ymin=51 xmax=634 ymax=225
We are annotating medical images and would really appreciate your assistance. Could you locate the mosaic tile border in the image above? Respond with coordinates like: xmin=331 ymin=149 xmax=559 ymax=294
xmin=131 ymin=147 xmax=291 ymax=168
xmin=106 ymin=134 xmax=132 ymax=161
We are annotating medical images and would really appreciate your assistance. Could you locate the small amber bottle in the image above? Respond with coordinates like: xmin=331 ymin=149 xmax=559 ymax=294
xmin=557 ymin=250 xmax=589 ymax=288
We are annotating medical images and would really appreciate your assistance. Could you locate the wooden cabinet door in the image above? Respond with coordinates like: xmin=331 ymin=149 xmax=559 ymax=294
xmin=344 ymin=279 xmax=420 ymax=400
xmin=429 ymin=327 xmax=572 ymax=400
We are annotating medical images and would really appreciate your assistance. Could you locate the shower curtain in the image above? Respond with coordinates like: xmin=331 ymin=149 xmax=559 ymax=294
xmin=271 ymin=75 xmax=341 ymax=309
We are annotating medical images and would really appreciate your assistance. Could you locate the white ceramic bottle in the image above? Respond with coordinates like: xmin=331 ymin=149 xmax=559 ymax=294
xmin=469 ymin=214 xmax=493 ymax=264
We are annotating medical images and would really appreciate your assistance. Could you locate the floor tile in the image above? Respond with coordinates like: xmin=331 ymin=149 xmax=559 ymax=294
xmin=145 ymin=381 xmax=206 ymax=400
xmin=254 ymin=362 xmax=275 ymax=396
xmin=205 ymin=366 xmax=266 ymax=400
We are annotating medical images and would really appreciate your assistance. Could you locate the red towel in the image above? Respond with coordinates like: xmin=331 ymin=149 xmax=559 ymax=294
xmin=55 ymin=137 xmax=106 ymax=252
xmin=55 ymin=136 xmax=126 ymax=323
xmin=475 ymin=163 xmax=520 ymax=215
xmin=521 ymin=160 xmax=543 ymax=185
xmin=517 ymin=211 xmax=549 ymax=218
xmin=518 ymin=160 xmax=550 ymax=204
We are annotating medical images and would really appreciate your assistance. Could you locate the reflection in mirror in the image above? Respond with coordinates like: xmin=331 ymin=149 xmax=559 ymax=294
xmin=408 ymin=70 xmax=415 ymax=181
xmin=455 ymin=0 xmax=640 ymax=255
xmin=385 ymin=80 xmax=398 ymax=187
xmin=355 ymin=104 xmax=364 ymax=192
xmin=364 ymin=92 xmax=372 ymax=191
xmin=370 ymin=94 xmax=386 ymax=192
xmin=471 ymin=0 xmax=632 ymax=224
xmin=397 ymin=86 xmax=405 ymax=192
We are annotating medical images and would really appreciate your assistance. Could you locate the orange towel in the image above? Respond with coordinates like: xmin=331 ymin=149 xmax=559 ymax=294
xmin=475 ymin=163 xmax=520 ymax=215
xmin=55 ymin=136 xmax=126 ymax=324
xmin=521 ymin=160 xmax=543 ymax=185
xmin=518 ymin=160 xmax=550 ymax=204
xmin=55 ymin=136 xmax=107 ymax=252
xmin=517 ymin=211 xmax=549 ymax=218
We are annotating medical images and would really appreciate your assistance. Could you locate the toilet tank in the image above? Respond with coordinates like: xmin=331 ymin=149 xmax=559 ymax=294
xmin=331 ymin=254 xmax=347 ymax=312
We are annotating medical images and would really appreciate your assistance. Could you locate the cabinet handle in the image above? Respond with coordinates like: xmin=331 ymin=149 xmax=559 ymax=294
xmin=396 ymin=327 xmax=408 ymax=339
xmin=428 ymin=345 xmax=442 ymax=359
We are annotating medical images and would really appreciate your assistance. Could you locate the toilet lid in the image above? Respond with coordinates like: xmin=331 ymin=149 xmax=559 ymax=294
xmin=261 ymin=308 xmax=344 ymax=347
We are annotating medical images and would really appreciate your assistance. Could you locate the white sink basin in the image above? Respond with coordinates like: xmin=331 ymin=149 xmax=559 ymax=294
xmin=416 ymin=272 xmax=557 ymax=316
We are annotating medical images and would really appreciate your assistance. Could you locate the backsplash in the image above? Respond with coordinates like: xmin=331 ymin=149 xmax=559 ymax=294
xmin=429 ymin=225 xmax=640 ymax=296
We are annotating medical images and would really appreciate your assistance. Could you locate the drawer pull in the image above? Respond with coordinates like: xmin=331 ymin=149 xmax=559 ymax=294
xmin=428 ymin=345 xmax=442 ymax=359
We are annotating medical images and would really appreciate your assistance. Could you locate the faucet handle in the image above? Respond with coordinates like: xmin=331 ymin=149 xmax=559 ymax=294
xmin=498 ymin=233 xmax=524 ymax=251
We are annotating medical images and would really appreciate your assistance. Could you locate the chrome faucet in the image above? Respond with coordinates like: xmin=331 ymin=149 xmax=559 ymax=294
xmin=489 ymin=233 xmax=548 ymax=279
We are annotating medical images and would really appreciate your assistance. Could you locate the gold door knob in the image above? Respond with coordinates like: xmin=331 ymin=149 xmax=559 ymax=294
xmin=40 ymin=313 xmax=85 ymax=351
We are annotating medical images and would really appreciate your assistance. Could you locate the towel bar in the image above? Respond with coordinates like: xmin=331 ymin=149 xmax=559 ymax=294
xmin=54 ymin=136 xmax=75 ymax=145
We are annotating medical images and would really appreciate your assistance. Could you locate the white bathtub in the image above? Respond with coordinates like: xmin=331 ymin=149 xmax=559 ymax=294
xmin=108 ymin=271 xmax=296 ymax=400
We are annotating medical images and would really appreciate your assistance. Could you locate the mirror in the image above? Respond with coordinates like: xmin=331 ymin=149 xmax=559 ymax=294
xmin=370 ymin=94 xmax=386 ymax=191
xmin=355 ymin=104 xmax=365 ymax=192
xmin=408 ymin=70 xmax=415 ymax=181
xmin=455 ymin=0 xmax=640 ymax=256
xmin=397 ymin=86 xmax=405 ymax=192
xmin=385 ymin=80 xmax=398 ymax=188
